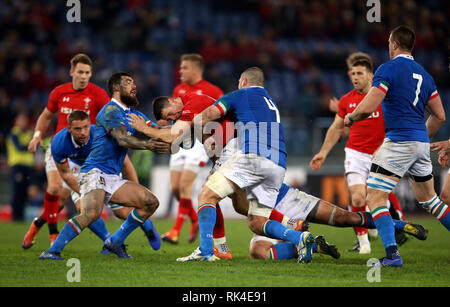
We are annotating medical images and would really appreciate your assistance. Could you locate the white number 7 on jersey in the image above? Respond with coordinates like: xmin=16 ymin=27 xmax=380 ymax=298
xmin=263 ymin=97 xmax=280 ymax=123
xmin=412 ymin=73 xmax=423 ymax=106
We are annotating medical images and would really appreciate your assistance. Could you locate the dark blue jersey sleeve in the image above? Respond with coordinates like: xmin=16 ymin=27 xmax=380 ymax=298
xmin=51 ymin=129 xmax=68 ymax=164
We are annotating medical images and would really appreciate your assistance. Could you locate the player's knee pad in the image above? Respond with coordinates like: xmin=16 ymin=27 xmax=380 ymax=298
xmin=366 ymin=172 xmax=398 ymax=193
xmin=204 ymin=171 xmax=234 ymax=199
xmin=247 ymin=199 xmax=272 ymax=219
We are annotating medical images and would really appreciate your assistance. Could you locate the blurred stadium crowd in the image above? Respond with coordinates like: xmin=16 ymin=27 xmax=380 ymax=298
xmin=0 ymin=0 xmax=448 ymax=219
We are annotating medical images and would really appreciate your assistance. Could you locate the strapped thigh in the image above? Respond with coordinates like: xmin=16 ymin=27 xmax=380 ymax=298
xmin=367 ymin=172 xmax=398 ymax=193
xmin=248 ymin=199 xmax=272 ymax=218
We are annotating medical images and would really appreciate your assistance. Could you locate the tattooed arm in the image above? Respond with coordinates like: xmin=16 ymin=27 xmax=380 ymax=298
xmin=110 ymin=126 xmax=169 ymax=153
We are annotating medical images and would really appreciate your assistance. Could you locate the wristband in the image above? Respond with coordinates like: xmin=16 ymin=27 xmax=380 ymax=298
xmin=348 ymin=115 xmax=354 ymax=124
xmin=33 ymin=130 xmax=42 ymax=139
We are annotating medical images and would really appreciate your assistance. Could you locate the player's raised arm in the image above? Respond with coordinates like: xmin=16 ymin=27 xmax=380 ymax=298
xmin=344 ymin=86 xmax=385 ymax=126
xmin=193 ymin=104 xmax=223 ymax=128
xmin=28 ymin=107 xmax=54 ymax=153
xmin=127 ymin=113 xmax=191 ymax=145
xmin=110 ymin=125 xmax=165 ymax=152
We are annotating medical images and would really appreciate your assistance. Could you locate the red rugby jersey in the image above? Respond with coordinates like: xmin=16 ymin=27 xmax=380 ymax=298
xmin=172 ymin=79 xmax=223 ymax=100
xmin=47 ymin=82 xmax=110 ymax=134
xmin=179 ymin=92 xmax=235 ymax=149
xmin=337 ymin=89 xmax=385 ymax=154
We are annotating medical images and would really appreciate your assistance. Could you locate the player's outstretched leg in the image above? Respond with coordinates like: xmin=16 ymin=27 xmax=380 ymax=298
xmin=419 ymin=195 xmax=450 ymax=231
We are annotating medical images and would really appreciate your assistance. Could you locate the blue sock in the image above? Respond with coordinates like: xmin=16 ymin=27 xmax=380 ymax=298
xmin=392 ymin=219 xmax=408 ymax=231
xmin=372 ymin=206 xmax=398 ymax=259
xmin=140 ymin=218 xmax=154 ymax=233
xmin=440 ymin=213 xmax=450 ymax=231
xmin=358 ymin=211 xmax=376 ymax=228
xmin=270 ymin=242 xmax=296 ymax=259
xmin=88 ymin=218 xmax=111 ymax=242
xmin=263 ymin=220 xmax=301 ymax=246
xmin=198 ymin=204 xmax=216 ymax=255
xmin=361 ymin=211 xmax=408 ymax=231
xmin=110 ymin=209 xmax=144 ymax=246
xmin=48 ymin=218 xmax=82 ymax=253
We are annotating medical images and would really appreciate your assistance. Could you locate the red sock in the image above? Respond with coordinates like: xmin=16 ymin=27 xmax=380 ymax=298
xmin=173 ymin=198 xmax=191 ymax=233
xmin=43 ymin=192 xmax=60 ymax=224
xmin=352 ymin=205 xmax=368 ymax=236
xmin=186 ymin=198 xmax=198 ymax=223
xmin=269 ymin=209 xmax=284 ymax=223
xmin=213 ymin=204 xmax=225 ymax=239
xmin=388 ymin=192 xmax=406 ymax=221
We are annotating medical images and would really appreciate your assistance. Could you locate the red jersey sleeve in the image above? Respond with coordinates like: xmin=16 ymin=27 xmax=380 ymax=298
xmin=210 ymin=86 xmax=224 ymax=100
xmin=337 ymin=96 xmax=347 ymax=119
xmin=93 ymin=86 xmax=110 ymax=112
xmin=46 ymin=87 xmax=61 ymax=113
xmin=172 ymin=84 xmax=182 ymax=97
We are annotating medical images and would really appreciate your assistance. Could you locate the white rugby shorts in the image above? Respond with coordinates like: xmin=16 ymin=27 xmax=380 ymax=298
xmin=216 ymin=151 xmax=285 ymax=208
xmin=344 ymin=147 xmax=373 ymax=186
xmin=371 ymin=138 xmax=432 ymax=178
xmin=169 ymin=139 xmax=209 ymax=172
xmin=44 ymin=144 xmax=58 ymax=173
xmin=78 ymin=168 xmax=128 ymax=205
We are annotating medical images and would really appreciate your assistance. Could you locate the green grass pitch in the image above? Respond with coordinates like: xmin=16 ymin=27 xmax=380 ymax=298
xmin=0 ymin=216 xmax=449 ymax=287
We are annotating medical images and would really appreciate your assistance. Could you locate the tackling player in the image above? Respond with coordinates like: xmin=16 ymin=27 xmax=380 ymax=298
xmin=50 ymin=110 xmax=161 ymax=252
xmin=344 ymin=25 xmax=448 ymax=267
xmin=23 ymin=54 xmax=111 ymax=247
xmin=128 ymin=91 xmax=305 ymax=259
xmin=175 ymin=67 xmax=317 ymax=263
xmin=248 ymin=184 xmax=427 ymax=260
xmin=39 ymin=72 xmax=167 ymax=260
xmin=163 ymin=53 xmax=224 ymax=245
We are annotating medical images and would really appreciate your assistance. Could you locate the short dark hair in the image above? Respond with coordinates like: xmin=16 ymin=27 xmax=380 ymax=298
xmin=346 ymin=52 xmax=373 ymax=71
xmin=107 ymin=72 xmax=132 ymax=95
xmin=352 ymin=59 xmax=373 ymax=73
xmin=68 ymin=110 xmax=89 ymax=125
xmin=152 ymin=96 xmax=171 ymax=120
xmin=390 ymin=25 xmax=415 ymax=52
xmin=70 ymin=53 xmax=93 ymax=70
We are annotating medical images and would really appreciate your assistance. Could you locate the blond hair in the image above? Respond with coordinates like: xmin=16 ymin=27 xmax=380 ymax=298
xmin=180 ymin=53 xmax=204 ymax=71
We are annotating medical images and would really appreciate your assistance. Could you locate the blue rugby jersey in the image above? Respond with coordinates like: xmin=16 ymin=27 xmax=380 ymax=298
xmin=214 ymin=86 xmax=287 ymax=169
xmin=51 ymin=124 xmax=95 ymax=166
xmin=372 ymin=54 xmax=439 ymax=142
xmin=81 ymin=99 xmax=156 ymax=175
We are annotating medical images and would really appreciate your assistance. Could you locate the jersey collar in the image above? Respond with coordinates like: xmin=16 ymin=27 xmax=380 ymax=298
xmin=111 ymin=98 xmax=131 ymax=112
xmin=394 ymin=54 xmax=414 ymax=60
xmin=71 ymin=134 xmax=89 ymax=149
